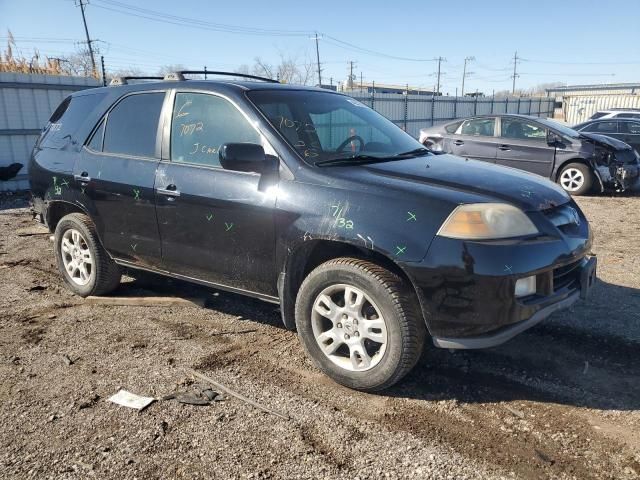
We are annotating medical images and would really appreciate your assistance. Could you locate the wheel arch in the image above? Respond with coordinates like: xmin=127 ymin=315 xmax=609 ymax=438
xmin=45 ymin=200 xmax=89 ymax=232
xmin=277 ymin=239 xmax=424 ymax=331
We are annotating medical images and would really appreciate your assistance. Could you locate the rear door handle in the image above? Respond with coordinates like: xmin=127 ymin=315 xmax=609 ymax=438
xmin=498 ymin=145 xmax=511 ymax=151
xmin=156 ymin=185 xmax=180 ymax=197
xmin=74 ymin=172 xmax=91 ymax=183
xmin=453 ymin=140 xmax=464 ymax=146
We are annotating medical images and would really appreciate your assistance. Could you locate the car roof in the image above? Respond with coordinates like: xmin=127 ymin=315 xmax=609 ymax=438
xmin=74 ymin=79 xmax=335 ymax=97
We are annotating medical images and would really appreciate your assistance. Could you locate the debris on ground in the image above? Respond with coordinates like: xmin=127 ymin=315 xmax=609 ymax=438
xmin=107 ymin=390 xmax=155 ymax=411
xmin=189 ymin=369 xmax=290 ymax=420
xmin=162 ymin=386 xmax=224 ymax=406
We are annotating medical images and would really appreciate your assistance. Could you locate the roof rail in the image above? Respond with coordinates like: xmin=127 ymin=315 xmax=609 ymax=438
xmin=109 ymin=76 xmax=164 ymax=86
xmin=164 ymin=70 xmax=279 ymax=83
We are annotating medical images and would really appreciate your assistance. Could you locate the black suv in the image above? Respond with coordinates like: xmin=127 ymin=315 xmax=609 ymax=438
xmin=29 ymin=72 xmax=597 ymax=391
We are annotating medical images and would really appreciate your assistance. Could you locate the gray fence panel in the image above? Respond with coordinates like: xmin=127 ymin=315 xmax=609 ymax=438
xmin=0 ymin=73 xmax=100 ymax=191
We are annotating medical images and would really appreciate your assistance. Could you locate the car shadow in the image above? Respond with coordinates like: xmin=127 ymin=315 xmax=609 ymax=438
xmin=389 ymin=278 xmax=640 ymax=412
xmin=118 ymin=271 xmax=639 ymax=411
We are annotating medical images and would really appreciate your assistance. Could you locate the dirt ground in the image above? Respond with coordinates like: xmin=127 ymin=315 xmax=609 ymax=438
xmin=1 ymin=192 xmax=639 ymax=480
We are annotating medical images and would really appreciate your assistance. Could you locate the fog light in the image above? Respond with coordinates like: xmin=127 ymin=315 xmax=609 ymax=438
xmin=515 ymin=275 xmax=536 ymax=298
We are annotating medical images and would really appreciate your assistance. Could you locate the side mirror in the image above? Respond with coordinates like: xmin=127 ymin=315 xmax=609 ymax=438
xmin=219 ymin=143 xmax=276 ymax=174
xmin=547 ymin=132 xmax=562 ymax=147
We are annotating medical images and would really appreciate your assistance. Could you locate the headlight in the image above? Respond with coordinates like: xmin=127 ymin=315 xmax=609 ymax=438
xmin=437 ymin=203 xmax=538 ymax=240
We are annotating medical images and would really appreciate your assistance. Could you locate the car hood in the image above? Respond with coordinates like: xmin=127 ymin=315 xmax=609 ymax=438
xmin=578 ymin=132 xmax=633 ymax=150
xmin=356 ymin=154 xmax=570 ymax=212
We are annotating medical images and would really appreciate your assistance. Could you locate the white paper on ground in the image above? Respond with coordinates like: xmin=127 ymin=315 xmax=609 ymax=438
xmin=108 ymin=389 xmax=155 ymax=410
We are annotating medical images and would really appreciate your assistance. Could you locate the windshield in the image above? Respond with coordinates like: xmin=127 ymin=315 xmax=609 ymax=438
xmin=247 ymin=90 xmax=425 ymax=165
xmin=535 ymin=117 xmax=581 ymax=139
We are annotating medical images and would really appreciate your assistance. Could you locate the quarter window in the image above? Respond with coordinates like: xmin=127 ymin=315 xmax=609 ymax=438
xmin=501 ymin=118 xmax=547 ymax=141
xmin=170 ymin=93 xmax=261 ymax=167
xmin=87 ymin=118 xmax=105 ymax=151
xmin=620 ymin=122 xmax=640 ymax=134
xmin=103 ymin=92 xmax=164 ymax=158
xmin=458 ymin=118 xmax=495 ymax=137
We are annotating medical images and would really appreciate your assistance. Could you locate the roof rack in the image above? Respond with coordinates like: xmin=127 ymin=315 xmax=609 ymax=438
xmin=608 ymin=107 xmax=640 ymax=112
xmin=164 ymin=70 xmax=279 ymax=83
xmin=109 ymin=76 xmax=164 ymax=86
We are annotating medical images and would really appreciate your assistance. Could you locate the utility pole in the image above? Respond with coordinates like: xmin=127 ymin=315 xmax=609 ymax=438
xmin=76 ymin=0 xmax=96 ymax=76
xmin=314 ymin=33 xmax=322 ymax=86
xmin=461 ymin=56 xmax=475 ymax=96
xmin=100 ymin=55 xmax=106 ymax=86
xmin=511 ymin=51 xmax=520 ymax=95
xmin=348 ymin=61 xmax=355 ymax=89
xmin=435 ymin=56 xmax=445 ymax=95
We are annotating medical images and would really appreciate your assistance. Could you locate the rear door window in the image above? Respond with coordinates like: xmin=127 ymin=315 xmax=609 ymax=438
xmin=39 ymin=93 xmax=106 ymax=149
xmin=616 ymin=113 xmax=640 ymax=119
xmin=457 ymin=118 xmax=495 ymax=137
xmin=103 ymin=92 xmax=165 ymax=158
xmin=170 ymin=92 xmax=261 ymax=167
xmin=86 ymin=118 xmax=105 ymax=151
xmin=501 ymin=118 xmax=547 ymax=141
xmin=583 ymin=122 xmax=618 ymax=133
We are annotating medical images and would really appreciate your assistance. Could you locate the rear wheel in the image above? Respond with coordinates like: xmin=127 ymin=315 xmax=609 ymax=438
xmin=558 ymin=162 xmax=593 ymax=195
xmin=54 ymin=213 xmax=121 ymax=297
xmin=295 ymin=258 xmax=425 ymax=391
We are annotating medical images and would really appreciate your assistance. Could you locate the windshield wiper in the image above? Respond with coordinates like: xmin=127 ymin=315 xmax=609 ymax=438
xmin=315 ymin=148 xmax=431 ymax=167
xmin=315 ymin=154 xmax=391 ymax=167
xmin=394 ymin=147 xmax=431 ymax=157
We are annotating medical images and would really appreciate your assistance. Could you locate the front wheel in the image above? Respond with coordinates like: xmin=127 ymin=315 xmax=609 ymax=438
xmin=295 ymin=258 xmax=425 ymax=391
xmin=558 ymin=163 xmax=593 ymax=195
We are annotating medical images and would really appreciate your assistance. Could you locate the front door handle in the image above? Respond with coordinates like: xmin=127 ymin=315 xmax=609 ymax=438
xmin=74 ymin=172 xmax=91 ymax=183
xmin=156 ymin=185 xmax=181 ymax=197
xmin=453 ymin=140 xmax=464 ymax=146
xmin=498 ymin=145 xmax=511 ymax=151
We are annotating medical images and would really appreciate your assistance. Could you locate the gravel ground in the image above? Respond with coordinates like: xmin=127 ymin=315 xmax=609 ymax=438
xmin=0 ymin=192 xmax=639 ymax=480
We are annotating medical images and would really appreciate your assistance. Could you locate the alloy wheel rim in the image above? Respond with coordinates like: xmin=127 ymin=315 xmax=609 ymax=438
xmin=311 ymin=283 xmax=388 ymax=372
xmin=61 ymin=229 xmax=93 ymax=286
xmin=560 ymin=168 xmax=584 ymax=192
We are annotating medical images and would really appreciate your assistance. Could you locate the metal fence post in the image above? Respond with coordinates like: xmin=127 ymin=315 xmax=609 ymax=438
xmin=404 ymin=84 xmax=408 ymax=131
xmin=431 ymin=94 xmax=435 ymax=126
xmin=371 ymin=81 xmax=375 ymax=110
xmin=474 ymin=95 xmax=478 ymax=116
xmin=490 ymin=94 xmax=494 ymax=114
xmin=539 ymin=97 xmax=542 ymax=116
xmin=453 ymin=95 xmax=457 ymax=119
xmin=517 ymin=97 xmax=521 ymax=114
xmin=505 ymin=97 xmax=508 ymax=113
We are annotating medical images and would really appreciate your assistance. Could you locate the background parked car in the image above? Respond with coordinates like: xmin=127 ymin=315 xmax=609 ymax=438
xmin=573 ymin=118 xmax=640 ymax=153
xmin=588 ymin=108 xmax=640 ymax=120
xmin=419 ymin=114 xmax=640 ymax=195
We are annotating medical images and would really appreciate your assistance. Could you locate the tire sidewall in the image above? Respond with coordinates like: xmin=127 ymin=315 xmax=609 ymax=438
xmin=54 ymin=216 xmax=98 ymax=297
xmin=295 ymin=263 xmax=408 ymax=390
xmin=559 ymin=163 xmax=593 ymax=196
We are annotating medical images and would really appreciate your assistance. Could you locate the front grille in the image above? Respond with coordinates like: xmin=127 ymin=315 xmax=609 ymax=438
xmin=553 ymin=259 xmax=582 ymax=292
xmin=543 ymin=205 xmax=582 ymax=235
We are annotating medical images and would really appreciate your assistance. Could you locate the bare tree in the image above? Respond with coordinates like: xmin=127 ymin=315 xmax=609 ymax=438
xmin=251 ymin=55 xmax=314 ymax=85
xmin=157 ymin=64 xmax=187 ymax=76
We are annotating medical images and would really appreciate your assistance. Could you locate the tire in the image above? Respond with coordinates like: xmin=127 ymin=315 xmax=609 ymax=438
xmin=295 ymin=257 xmax=425 ymax=391
xmin=557 ymin=162 xmax=593 ymax=196
xmin=54 ymin=213 xmax=121 ymax=297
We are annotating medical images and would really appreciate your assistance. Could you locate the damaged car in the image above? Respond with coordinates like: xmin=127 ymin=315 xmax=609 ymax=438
xmin=419 ymin=114 xmax=640 ymax=195
xmin=30 ymin=73 xmax=597 ymax=391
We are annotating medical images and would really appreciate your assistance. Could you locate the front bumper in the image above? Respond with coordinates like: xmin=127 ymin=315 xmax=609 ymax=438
xmin=403 ymin=203 xmax=594 ymax=348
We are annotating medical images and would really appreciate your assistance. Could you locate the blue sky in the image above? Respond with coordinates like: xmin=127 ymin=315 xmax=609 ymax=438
xmin=1 ymin=0 xmax=639 ymax=94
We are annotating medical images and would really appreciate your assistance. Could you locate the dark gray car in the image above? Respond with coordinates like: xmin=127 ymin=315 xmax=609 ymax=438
xmin=419 ymin=114 xmax=640 ymax=195
xmin=573 ymin=118 xmax=640 ymax=153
